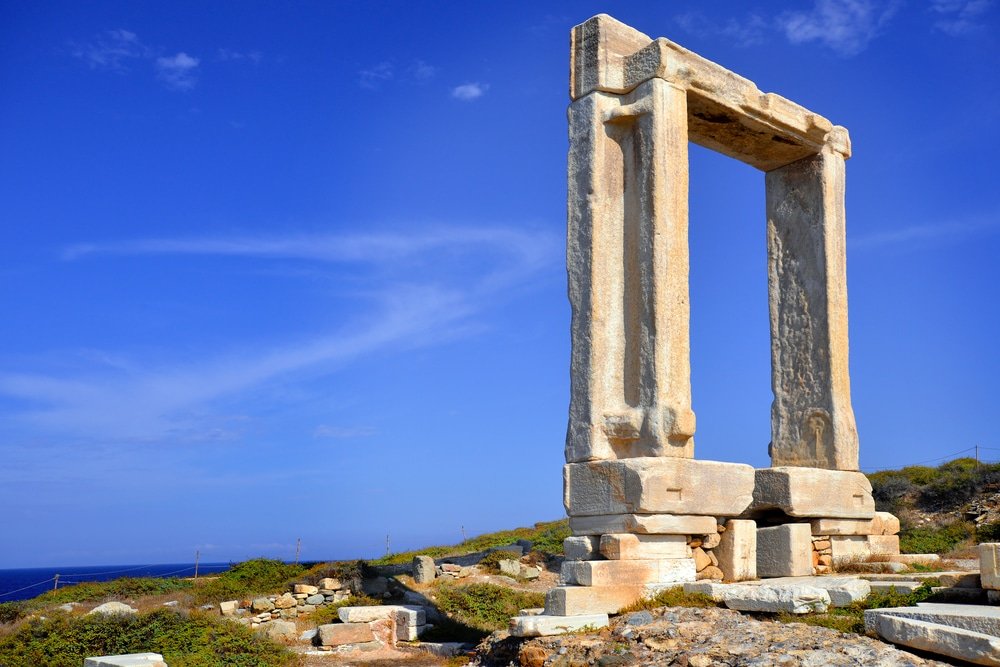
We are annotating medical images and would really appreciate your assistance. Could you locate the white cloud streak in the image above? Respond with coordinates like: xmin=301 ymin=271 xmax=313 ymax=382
xmin=674 ymin=12 xmax=769 ymax=47
xmin=930 ymin=0 xmax=994 ymax=35
xmin=71 ymin=29 xmax=150 ymax=71
xmin=156 ymin=52 xmax=200 ymax=91
xmin=1 ymin=226 xmax=559 ymax=443
xmin=777 ymin=0 xmax=901 ymax=56
xmin=451 ymin=83 xmax=489 ymax=101
xmin=850 ymin=213 xmax=999 ymax=250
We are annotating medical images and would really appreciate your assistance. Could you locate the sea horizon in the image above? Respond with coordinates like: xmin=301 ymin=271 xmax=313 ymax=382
xmin=0 ymin=561 xmax=234 ymax=603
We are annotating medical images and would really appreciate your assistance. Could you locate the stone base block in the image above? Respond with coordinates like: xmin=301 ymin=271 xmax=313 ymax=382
xmin=811 ymin=512 xmax=900 ymax=536
xmin=84 ymin=655 xmax=166 ymax=667
xmin=830 ymin=535 xmax=901 ymax=564
xmin=981 ymin=543 xmax=1000 ymax=590
xmin=564 ymin=458 xmax=754 ymax=517
xmin=561 ymin=558 xmax=696 ymax=586
xmin=544 ymin=585 xmax=647 ymax=616
xmin=318 ymin=623 xmax=376 ymax=646
xmin=721 ymin=584 xmax=830 ymax=614
xmin=563 ymin=535 xmax=601 ymax=561
xmin=570 ymin=513 xmax=718 ymax=536
xmin=338 ymin=605 xmax=425 ymax=640
xmin=744 ymin=576 xmax=871 ymax=607
xmin=889 ymin=554 xmax=940 ymax=566
xmin=715 ymin=519 xmax=757 ymax=582
xmin=757 ymin=524 xmax=813 ymax=577
xmin=599 ymin=533 xmax=690 ymax=560
xmin=750 ymin=467 xmax=875 ymax=519
xmin=869 ymin=615 xmax=1000 ymax=667
xmin=510 ymin=613 xmax=609 ymax=637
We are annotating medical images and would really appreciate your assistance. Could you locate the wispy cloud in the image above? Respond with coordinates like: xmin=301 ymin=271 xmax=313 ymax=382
xmin=217 ymin=48 xmax=262 ymax=63
xmin=930 ymin=0 xmax=994 ymax=35
xmin=156 ymin=52 xmax=200 ymax=91
xmin=359 ymin=60 xmax=438 ymax=89
xmin=70 ymin=29 xmax=150 ymax=71
xmin=359 ymin=62 xmax=394 ymax=89
xmin=409 ymin=60 xmax=437 ymax=82
xmin=70 ymin=30 xmax=207 ymax=91
xmin=313 ymin=425 xmax=378 ymax=439
xmin=777 ymin=0 xmax=901 ymax=56
xmin=850 ymin=212 xmax=999 ymax=250
xmin=674 ymin=12 xmax=769 ymax=47
xmin=452 ymin=82 xmax=489 ymax=101
xmin=2 ymin=226 xmax=559 ymax=443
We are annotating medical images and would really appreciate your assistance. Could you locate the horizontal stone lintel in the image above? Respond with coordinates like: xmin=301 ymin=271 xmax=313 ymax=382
xmin=570 ymin=14 xmax=849 ymax=171
xmin=565 ymin=458 xmax=754 ymax=518
xmin=570 ymin=513 xmax=719 ymax=536
xmin=749 ymin=467 xmax=875 ymax=520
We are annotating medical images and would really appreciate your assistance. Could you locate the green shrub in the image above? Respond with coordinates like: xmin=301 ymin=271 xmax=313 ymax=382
xmin=899 ymin=466 xmax=939 ymax=486
xmin=976 ymin=522 xmax=1000 ymax=543
xmin=194 ymin=558 xmax=305 ymax=604
xmin=0 ymin=601 xmax=27 ymax=625
xmin=31 ymin=577 xmax=192 ymax=607
xmin=478 ymin=550 xmax=521 ymax=573
xmin=0 ymin=609 xmax=299 ymax=667
xmin=434 ymin=583 xmax=544 ymax=633
xmin=371 ymin=519 xmax=569 ymax=565
xmin=899 ymin=521 xmax=974 ymax=555
xmin=775 ymin=582 xmax=937 ymax=636
xmin=307 ymin=594 xmax=381 ymax=625
xmin=619 ymin=586 xmax=719 ymax=613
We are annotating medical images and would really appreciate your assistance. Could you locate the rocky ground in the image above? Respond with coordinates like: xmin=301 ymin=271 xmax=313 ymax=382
xmin=476 ymin=607 xmax=955 ymax=667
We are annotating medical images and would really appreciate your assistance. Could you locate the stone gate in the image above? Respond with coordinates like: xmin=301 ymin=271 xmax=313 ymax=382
xmin=512 ymin=15 xmax=904 ymax=637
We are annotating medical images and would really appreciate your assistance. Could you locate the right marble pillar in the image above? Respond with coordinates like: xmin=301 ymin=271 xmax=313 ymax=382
xmin=766 ymin=144 xmax=859 ymax=471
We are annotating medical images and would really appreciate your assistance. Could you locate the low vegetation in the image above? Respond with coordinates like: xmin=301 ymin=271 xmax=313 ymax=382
xmin=433 ymin=583 xmax=544 ymax=636
xmin=371 ymin=519 xmax=570 ymax=566
xmin=619 ymin=586 xmax=719 ymax=613
xmin=0 ymin=609 xmax=298 ymax=667
xmin=192 ymin=558 xmax=306 ymax=604
xmin=307 ymin=594 xmax=381 ymax=625
xmin=0 ymin=577 xmax=193 ymax=625
xmin=867 ymin=457 xmax=1000 ymax=554
xmin=776 ymin=582 xmax=937 ymax=635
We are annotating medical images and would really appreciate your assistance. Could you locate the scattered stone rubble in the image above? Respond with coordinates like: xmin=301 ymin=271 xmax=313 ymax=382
xmin=217 ymin=578 xmax=351 ymax=628
xmin=862 ymin=543 xmax=1000 ymax=666
xmin=486 ymin=607 xmax=952 ymax=667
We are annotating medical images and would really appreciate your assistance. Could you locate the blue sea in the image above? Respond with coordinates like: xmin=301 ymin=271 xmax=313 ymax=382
xmin=0 ymin=563 xmax=232 ymax=603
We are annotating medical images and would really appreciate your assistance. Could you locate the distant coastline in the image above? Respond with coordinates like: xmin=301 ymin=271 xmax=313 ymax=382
xmin=0 ymin=562 xmax=232 ymax=603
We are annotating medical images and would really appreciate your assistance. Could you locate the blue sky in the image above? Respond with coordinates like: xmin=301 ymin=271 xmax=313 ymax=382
xmin=1 ymin=1 xmax=998 ymax=569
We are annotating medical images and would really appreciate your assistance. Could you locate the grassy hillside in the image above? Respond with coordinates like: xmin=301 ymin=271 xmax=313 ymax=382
xmin=868 ymin=457 xmax=1000 ymax=554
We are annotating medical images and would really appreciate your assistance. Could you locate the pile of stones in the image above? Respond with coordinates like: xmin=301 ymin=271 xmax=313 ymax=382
xmin=218 ymin=577 xmax=351 ymax=628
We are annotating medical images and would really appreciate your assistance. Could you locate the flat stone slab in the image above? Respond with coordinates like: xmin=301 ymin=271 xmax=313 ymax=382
xmin=811 ymin=512 xmax=900 ymax=536
xmin=718 ymin=583 xmax=830 ymax=614
xmin=867 ymin=613 xmax=1000 ymax=666
xmin=84 ymin=656 xmax=166 ymax=667
xmin=869 ymin=581 xmax=924 ymax=594
xmin=865 ymin=604 xmax=1000 ymax=638
xmin=318 ymin=622 xmax=376 ymax=647
xmin=982 ymin=544 xmax=1000 ymax=590
xmin=891 ymin=553 xmax=941 ymax=565
xmin=561 ymin=558 xmax=695 ymax=586
xmin=510 ymin=613 xmax=609 ymax=637
xmin=545 ymin=585 xmax=646 ymax=616
xmin=570 ymin=513 xmax=718 ymax=536
xmin=748 ymin=576 xmax=870 ymax=607
xmin=750 ymin=467 xmax=875 ymax=519
xmin=564 ymin=458 xmax=754 ymax=517
xmin=338 ymin=605 xmax=426 ymax=640
xmin=600 ymin=534 xmax=690 ymax=560
xmin=687 ymin=576 xmax=869 ymax=608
